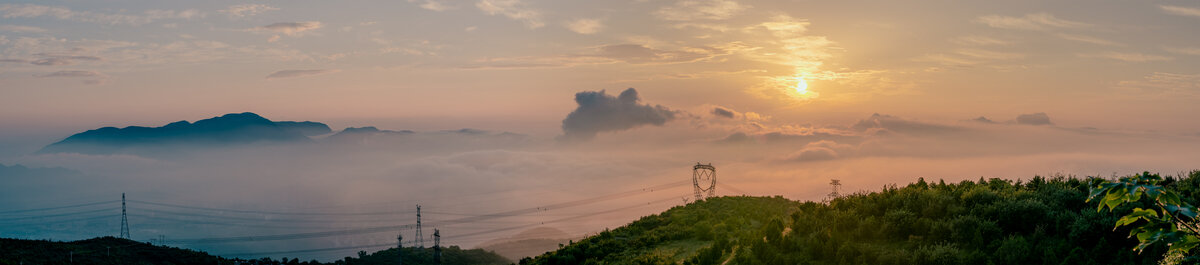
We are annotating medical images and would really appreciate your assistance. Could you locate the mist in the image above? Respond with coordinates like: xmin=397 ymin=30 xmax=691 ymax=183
xmin=3 ymin=92 xmax=1200 ymax=262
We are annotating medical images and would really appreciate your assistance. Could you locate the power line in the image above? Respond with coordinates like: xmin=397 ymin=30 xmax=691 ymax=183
xmin=133 ymin=208 xmax=409 ymax=224
xmin=128 ymin=200 xmax=417 ymax=216
xmin=0 ymin=200 xmax=119 ymax=214
xmin=0 ymin=207 xmax=120 ymax=222
xmin=218 ymin=195 xmax=681 ymax=258
xmin=169 ymin=180 xmax=689 ymax=244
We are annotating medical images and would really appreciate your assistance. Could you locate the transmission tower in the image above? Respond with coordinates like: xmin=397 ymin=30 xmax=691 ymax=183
xmin=396 ymin=234 xmax=403 ymax=265
xmin=826 ymin=179 xmax=842 ymax=202
xmin=432 ymin=229 xmax=441 ymax=264
xmin=120 ymin=193 xmax=130 ymax=239
xmin=415 ymin=205 xmax=424 ymax=248
xmin=693 ymin=163 xmax=716 ymax=201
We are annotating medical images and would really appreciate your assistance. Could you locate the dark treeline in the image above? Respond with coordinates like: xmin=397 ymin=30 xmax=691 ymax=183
xmin=529 ymin=171 xmax=1200 ymax=265
xmin=0 ymin=236 xmax=510 ymax=265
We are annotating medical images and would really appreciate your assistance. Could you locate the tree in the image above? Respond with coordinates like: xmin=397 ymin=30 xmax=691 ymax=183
xmin=1089 ymin=172 xmax=1200 ymax=263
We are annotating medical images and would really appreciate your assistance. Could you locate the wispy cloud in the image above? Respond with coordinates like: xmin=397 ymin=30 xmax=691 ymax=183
xmin=258 ymin=22 xmax=323 ymax=36
xmin=1160 ymin=5 xmax=1200 ymax=17
xmin=950 ymin=35 xmax=1014 ymax=46
xmin=1164 ymin=47 xmax=1200 ymax=56
xmin=33 ymin=70 xmax=109 ymax=84
xmin=27 ymin=53 xmax=103 ymax=66
xmin=220 ymin=4 xmax=278 ymax=18
xmin=0 ymin=4 xmax=203 ymax=26
xmin=975 ymin=13 xmax=1088 ymax=31
xmin=409 ymin=0 xmax=456 ymax=11
xmin=565 ymin=18 xmax=603 ymax=35
xmin=0 ymin=24 xmax=47 ymax=33
xmin=476 ymin=0 xmax=543 ymax=28
xmin=34 ymin=70 xmax=103 ymax=78
xmin=1118 ymin=72 xmax=1200 ymax=94
xmin=266 ymin=69 xmax=339 ymax=80
xmin=655 ymin=0 xmax=747 ymax=21
xmin=1056 ymin=33 xmax=1123 ymax=46
xmin=252 ymin=22 xmax=323 ymax=42
xmin=1079 ymin=52 xmax=1172 ymax=62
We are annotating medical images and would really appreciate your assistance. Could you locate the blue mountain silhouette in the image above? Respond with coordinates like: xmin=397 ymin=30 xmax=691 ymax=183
xmin=39 ymin=112 xmax=330 ymax=155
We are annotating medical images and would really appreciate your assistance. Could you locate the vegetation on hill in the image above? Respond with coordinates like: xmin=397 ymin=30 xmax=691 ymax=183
xmin=527 ymin=171 xmax=1200 ymax=265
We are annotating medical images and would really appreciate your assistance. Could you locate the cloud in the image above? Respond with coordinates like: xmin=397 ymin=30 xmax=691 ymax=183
xmin=1015 ymin=112 xmax=1053 ymax=126
xmin=783 ymin=140 xmax=855 ymax=162
xmin=27 ymin=53 xmax=102 ymax=66
xmin=476 ymin=0 xmax=543 ymax=29
xmin=258 ymin=22 xmax=323 ymax=36
xmin=0 ymin=24 xmax=47 ymax=33
xmin=1160 ymin=5 xmax=1200 ymax=17
xmin=1056 ymin=34 xmax=1123 ymax=46
xmin=265 ymin=69 xmax=339 ymax=80
xmin=34 ymin=70 xmax=103 ymax=78
xmin=1164 ymin=47 xmax=1200 ymax=56
xmin=950 ymin=36 xmax=1013 ymax=46
xmin=0 ymin=4 xmax=203 ymax=26
xmin=655 ymin=0 xmax=747 ymax=21
xmin=33 ymin=70 xmax=108 ymax=84
xmin=852 ymin=113 xmax=961 ymax=135
xmin=1117 ymin=72 xmax=1200 ymax=94
xmin=409 ymin=0 xmax=456 ymax=11
xmin=560 ymin=88 xmax=678 ymax=141
xmin=565 ymin=18 xmax=603 ymax=35
xmin=460 ymin=44 xmax=728 ymax=69
xmin=0 ymin=59 xmax=28 ymax=63
xmin=220 ymin=4 xmax=278 ymax=18
xmin=711 ymin=107 xmax=735 ymax=118
xmin=970 ymin=116 xmax=996 ymax=124
xmin=975 ymin=13 xmax=1088 ymax=31
xmin=1079 ymin=52 xmax=1172 ymax=62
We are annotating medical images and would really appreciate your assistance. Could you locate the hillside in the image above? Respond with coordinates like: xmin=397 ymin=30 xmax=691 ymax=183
xmin=526 ymin=172 xmax=1200 ymax=265
xmin=0 ymin=237 xmax=509 ymax=265
xmin=38 ymin=112 xmax=328 ymax=155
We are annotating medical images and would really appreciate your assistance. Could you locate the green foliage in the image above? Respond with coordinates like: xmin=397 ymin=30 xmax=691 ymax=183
xmin=1088 ymin=171 xmax=1200 ymax=261
xmin=530 ymin=173 xmax=1200 ymax=265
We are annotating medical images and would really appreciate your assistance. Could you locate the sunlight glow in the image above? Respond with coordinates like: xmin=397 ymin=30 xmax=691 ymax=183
xmin=795 ymin=77 xmax=809 ymax=94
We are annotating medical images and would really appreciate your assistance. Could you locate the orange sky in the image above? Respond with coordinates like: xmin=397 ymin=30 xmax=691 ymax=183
xmin=2 ymin=0 xmax=1200 ymax=261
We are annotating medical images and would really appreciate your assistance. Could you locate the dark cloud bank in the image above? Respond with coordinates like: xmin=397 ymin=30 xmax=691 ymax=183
xmin=560 ymin=88 xmax=677 ymax=141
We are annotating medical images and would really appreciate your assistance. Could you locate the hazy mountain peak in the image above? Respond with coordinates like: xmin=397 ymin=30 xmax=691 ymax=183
xmin=38 ymin=112 xmax=329 ymax=156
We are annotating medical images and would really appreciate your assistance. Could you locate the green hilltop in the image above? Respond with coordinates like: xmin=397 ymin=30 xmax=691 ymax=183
xmin=525 ymin=172 xmax=1200 ymax=265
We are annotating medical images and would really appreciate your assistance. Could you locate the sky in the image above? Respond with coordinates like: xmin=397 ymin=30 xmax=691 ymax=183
xmin=3 ymin=0 xmax=1200 ymax=262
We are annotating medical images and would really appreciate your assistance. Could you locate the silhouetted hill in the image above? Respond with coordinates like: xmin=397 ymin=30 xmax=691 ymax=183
xmin=0 ymin=236 xmax=511 ymax=265
xmin=0 ymin=236 xmax=220 ymax=265
xmin=478 ymin=227 xmax=576 ymax=261
xmin=38 ymin=112 xmax=329 ymax=155
xmin=325 ymin=126 xmax=415 ymax=144
xmin=525 ymin=173 xmax=1200 ymax=265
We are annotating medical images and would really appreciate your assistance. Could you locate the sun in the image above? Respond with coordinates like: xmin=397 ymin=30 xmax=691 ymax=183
xmin=794 ymin=77 xmax=809 ymax=95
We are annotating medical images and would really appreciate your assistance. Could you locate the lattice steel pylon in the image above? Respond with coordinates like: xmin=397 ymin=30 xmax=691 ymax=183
xmin=120 ymin=193 xmax=130 ymax=239
xmin=415 ymin=205 xmax=424 ymax=248
xmin=432 ymin=229 xmax=442 ymax=264
xmin=397 ymin=234 xmax=403 ymax=265
xmin=693 ymin=163 xmax=716 ymax=201
xmin=825 ymin=179 xmax=842 ymax=202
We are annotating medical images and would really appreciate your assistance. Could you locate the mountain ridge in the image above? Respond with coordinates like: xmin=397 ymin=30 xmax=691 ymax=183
xmin=38 ymin=112 xmax=331 ymax=155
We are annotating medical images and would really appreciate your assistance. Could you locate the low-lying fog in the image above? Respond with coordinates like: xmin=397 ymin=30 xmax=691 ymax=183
xmin=3 ymin=88 xmax=1199 ymax=261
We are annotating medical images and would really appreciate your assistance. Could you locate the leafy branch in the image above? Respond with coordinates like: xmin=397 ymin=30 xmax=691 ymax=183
xmin=1088 ymin=172 xmax=1200 ymax=257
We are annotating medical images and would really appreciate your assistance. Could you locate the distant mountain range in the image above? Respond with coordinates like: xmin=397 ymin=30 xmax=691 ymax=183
xmin=36 ymin=112 xmax=527 ymax=157
xmin=38 ymin=112 xmax=330 ymax=155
